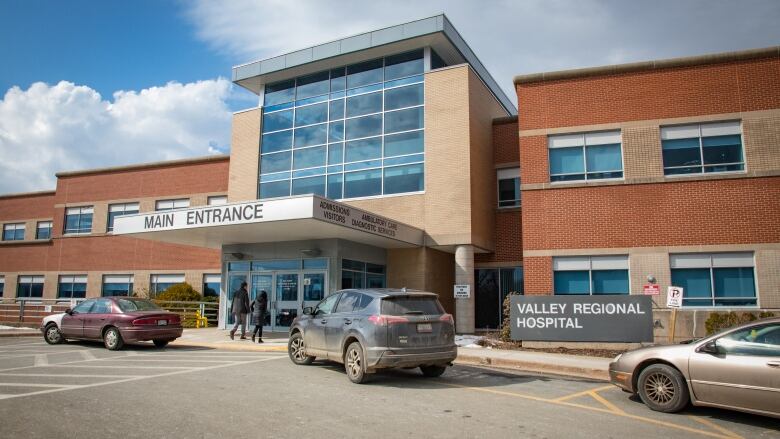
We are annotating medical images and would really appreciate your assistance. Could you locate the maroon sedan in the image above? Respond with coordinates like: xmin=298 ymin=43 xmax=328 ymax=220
xmin=41 ymin=297 xmax=183 ymax=350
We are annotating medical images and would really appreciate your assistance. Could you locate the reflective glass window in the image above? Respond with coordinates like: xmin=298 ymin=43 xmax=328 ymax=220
xmin=261 ymin=130 xmax=293 ymax=153
xmin=293 ymin=146 xmax=326 ymax=169
xmin=330 ymin=68 xmax=346 ymax=92
xmin=265 ymin=80 xmax=295 ymax=106
xmin=260 ymin=151 xmax=292 ymax=174
xmin=347 ymin=59 xmax=383 ymax=89
xmin=296 ymin=71 xmax=330 ymax=100
xmin=345 ymin=137 xmax=382 ymax=163
xmin=328 ymin=120 xmax=344 ymax=142
xmin=329 ymin=99 xmax=345 ymax=120
xmin=384 ymin=107 xmax=423 ymax=133
xmin=344 ymin=169 xmax=382 ymax=198
xmin=661 ymin=122 xmax=744 ymax=175
xmin=327 ymin=174 xmax=343 ymax=199
xmin=263 ymin=110 xmax=293 ymax=132
xmin=384 ymin=83 xmax=423 ymax=111
xmin=295 ymin=103 xmax=328 ymax=126
xmin=294 ymin=124 xmax=327 ymax=147
xmin=259 ymin=180 xmax=290 ymax=199
xmin=384 ymin=50 xmax=424 ymax=81
xmin=383 ymin=164 xmax=424 ymax=194
xmin=346 ymin=92 xmax=382 ymax=118
xmin=292 ymin=176 xmax=326 ymax=196
xmin=384 ymin=131 xmax=424 ymax=157
xmin=328 ymin=143 xmax=344 ymax=165
xmin=345 ymin=114 xmax=382 ymax=139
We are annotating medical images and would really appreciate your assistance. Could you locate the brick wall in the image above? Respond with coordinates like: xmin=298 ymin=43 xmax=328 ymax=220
xmin=475 ymin=210 xmax=522 ymax=263
xmin=522 ymin=177 xmax=780 ymax=250
xmin=0 ymin=192 xmax=55 ymax=222
xmin=492 ymin=118 xmax=519 ymax=165
xmin=517 ymin=57 xmax=780 ymax=131
xmin=521 ymin=256 xmax=552 ymax=295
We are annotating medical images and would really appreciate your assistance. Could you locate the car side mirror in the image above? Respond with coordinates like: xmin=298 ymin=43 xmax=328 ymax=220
xmin=65 ymin=308 xmax=73 ymax=316
xmin=697 ymin=340 xmax=720 ymax=355
xmin=303 ymin=307 xmax=314 ymax=315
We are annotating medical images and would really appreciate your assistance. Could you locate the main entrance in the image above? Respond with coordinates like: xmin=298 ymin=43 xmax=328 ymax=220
xmin=225 ymin=260 xmax=327 ymax=332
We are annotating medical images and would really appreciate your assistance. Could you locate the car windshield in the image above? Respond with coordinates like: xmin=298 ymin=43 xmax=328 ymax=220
xmin=117 ymin=299 xmax=162 ymax=313
xmin=381 ymin=296 xmax=443 ymax=315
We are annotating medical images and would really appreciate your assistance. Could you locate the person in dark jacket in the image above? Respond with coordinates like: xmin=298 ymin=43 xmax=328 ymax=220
xmin=230 ymin=281 xmax=250 ymax=340
xmin=250 ymin=290 xmax=268 ymax=343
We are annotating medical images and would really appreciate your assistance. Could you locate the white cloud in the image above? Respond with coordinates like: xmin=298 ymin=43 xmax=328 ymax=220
xmin=185 ymin=0 xmax=780 ymax=100
xmin=0 ymin=79 xmax=233 ymax=194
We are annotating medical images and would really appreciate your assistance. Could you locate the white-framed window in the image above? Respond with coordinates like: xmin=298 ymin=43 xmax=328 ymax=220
xmin=207 ymin=196 xmax=228 ymax=206
xmin=203 ymin=274 xmax=221 ymax=297
xmin=553 ymin=255 xmax=629 ymax=295
xmin=670 ymin=252 xmax=756 ymax=307
xmin=2 ymin=223 xmax=25 ymax=241
xmin=549 ymin=131 xmax=623 ymax=182
xmin=102 ymin=275 xmax=134 ymax=297
xmin=17 ymin=275 xmax=44 ymax=298
xmin=36 ymin=221 xmax=52 ymax=239
xmin=64 ymin=206 xmax=93 ymax=234
xmin=151 ymin=274 xmax=185 ymax=295
xmin=661 ymin=121 xmax=744 ymax=175
xmin=497 ymin=167 xmax=521 ymax=208
xmin=107 ymin=203 xmax=140 ymax=232
xmin=58 ymin=275 xmax=87 ymax=299
xmin=155 ymin=199 xmax=189 ymax=211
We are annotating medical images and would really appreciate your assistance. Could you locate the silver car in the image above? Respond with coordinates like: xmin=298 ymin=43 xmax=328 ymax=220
xmin=287 ymin=289 xmax=457 ymax=383
xmin=610 ymin=317 xmax=780 ymax=418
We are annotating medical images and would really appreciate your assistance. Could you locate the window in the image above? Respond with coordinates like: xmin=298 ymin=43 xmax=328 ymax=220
xmin=17 ymin=275 xmax=44 ymax=298
xmin=72 ymin=300 xmax=95 ymax=314
xmin=91 ymin=299 xmax=113 ymax=314
xmin=150 ymin=274 xmax=185 ymax=296
xmin=497 ymin=168 xmax=521 ymax=208
xmin=260 ymin=49 xmax=424 ymax=201
xmin=207 ymin=196 xmax=228 ymax=206
xmin=335 ymin=292 xmax=361 ymax=313
xmin=718 ymin=323 xmax=780 ymax=357
xmin=314 ymin=293 xmax=340 ymax=316
xmin=670 ymin=253 xmax=756 ymax=307
xmin=203 ymin=274 xmax=220 ymax=297
xmin=661 ymin=121 xmax=744 ymax=175
xmin=553 ymin=256 xmax=629 ymax=295
xmin=64 ymin=206 xmax=93 ymax=234
xmin=102 ymin=275 xmax=134 ymax=297
xmin=549 ymin=131 xmax=623 ymax=182
xmin=58 ymin=275 xmax=87 ymax=299
xmin=107 ymin=203 xmax=139 ymax=232
xmin=475 ymin=267 xmax=524 ymax=329
xmin=155 ymin=199 xmax=189 ymax=211
xmin=341 ymin=259 xmax=386 ymax=289
xmin=2 ymin=223 xmax=25 ymax=241
xmin=0 ymin=276 xmax=4 ymax=296
xmin=36 ymin=221 xmax=52 ymax=239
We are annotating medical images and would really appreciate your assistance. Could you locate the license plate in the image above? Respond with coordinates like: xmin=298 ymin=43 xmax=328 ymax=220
xmin=157 ymin=320 xmax=168 ymax=326
xmin=417 ymin=323 xmax=432 ymax=333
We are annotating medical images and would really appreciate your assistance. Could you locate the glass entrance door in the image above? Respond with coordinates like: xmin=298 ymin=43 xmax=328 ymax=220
xmin=302 ymin=272 xmax=326 ymax=312
xmin=251 ymin=274 xmax=273 ymax=328
xmin=226 ymin=273 xmax=248 ymax=326
xmin=274 ymin=273 xmax=299 ymax=330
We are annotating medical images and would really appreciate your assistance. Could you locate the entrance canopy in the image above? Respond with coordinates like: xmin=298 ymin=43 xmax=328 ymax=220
xmin=112 ymin=195 xmax=424 ymax=249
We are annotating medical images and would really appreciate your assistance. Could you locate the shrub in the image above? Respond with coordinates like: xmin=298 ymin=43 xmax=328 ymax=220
xmin=499 ymin=292 xmax=521 ymax=342
xmin=155 ymin=282 xmax=201 ymax=302
xmin=705 ymin=311 xmax=775 ymax=335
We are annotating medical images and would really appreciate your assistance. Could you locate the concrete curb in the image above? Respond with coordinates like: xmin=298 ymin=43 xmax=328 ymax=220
xmin=455 ymin=352 xmax=609 ymax=381
xmin=170 ymin=341 xmax=288 ymax=353
xmin=0 ymin=332 xmax=39 ymax=338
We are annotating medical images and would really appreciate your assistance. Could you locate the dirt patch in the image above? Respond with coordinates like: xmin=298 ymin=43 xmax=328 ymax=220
xmin=476 ymin=337 xmax=625 ymax=358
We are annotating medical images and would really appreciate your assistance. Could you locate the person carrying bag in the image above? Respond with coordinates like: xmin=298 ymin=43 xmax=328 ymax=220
xmin=250 ymin=290 xmax=268 ymax=343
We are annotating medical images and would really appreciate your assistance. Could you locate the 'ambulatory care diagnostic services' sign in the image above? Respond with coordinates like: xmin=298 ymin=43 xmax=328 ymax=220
xmin=510 ymin=295 xmax=654 ymax=342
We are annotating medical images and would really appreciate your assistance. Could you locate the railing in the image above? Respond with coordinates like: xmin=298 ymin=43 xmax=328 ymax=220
xmin=0 ymin=298 xmax=220 ymax=328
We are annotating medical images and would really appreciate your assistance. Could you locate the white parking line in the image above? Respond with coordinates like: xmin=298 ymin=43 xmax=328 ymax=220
xmin=0 ymin=355 xmax=285 ymax=400
xmin=33 ymin=355 xmax=48 ymax=366
xmin=0 ymin=373 xmax=145 ymax=379
xmin=46 ymin=365 xmax=192 ymax=370
xmin=79 ymin=351 xmax=96 ymax=361
xmin=0 ymin=383 xmax=75 ymax=388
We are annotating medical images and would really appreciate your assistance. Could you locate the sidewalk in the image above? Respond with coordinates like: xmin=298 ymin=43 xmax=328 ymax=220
xmin=0 ymin=324 xmax=39 ymax=337
xmin=172 ymin=328 xmax=612 ymax=380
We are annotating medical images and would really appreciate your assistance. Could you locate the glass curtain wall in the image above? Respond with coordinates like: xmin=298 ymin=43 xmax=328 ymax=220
xmin=260 ymin=49 xmax=425 ymax=200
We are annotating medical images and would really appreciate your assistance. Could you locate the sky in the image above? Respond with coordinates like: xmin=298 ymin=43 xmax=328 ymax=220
xmin=1 ymin=0 xmax=779 ymax=194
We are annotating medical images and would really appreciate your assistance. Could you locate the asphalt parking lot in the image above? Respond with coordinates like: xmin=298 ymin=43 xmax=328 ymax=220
xmin=0 ymin=338 xmax=776 ymax=439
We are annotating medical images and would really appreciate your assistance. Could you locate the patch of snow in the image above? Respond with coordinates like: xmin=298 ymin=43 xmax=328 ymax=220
xmin=455 ymin=334 xmax=484 ymax=348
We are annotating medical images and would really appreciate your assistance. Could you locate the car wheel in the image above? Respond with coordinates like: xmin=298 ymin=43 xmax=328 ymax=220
xmin=420 ymin=365 xmax=447 ymax=378
xmin=345 ymin=342 xmax=368 ymax=384
xmin=103 ymin=327 xmax=124 ymax=351
xmin=153 ymin=339 xmax=169 ymax=348
xmin=288 ymin=332 xmax=315 ymax=365
xmin=637 ymin=364 xmax=689 ymax=413
xmin=43 ymin=323 xmax=64 ymax=345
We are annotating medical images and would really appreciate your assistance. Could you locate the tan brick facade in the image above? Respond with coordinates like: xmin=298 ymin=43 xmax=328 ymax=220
xmin=227 ymin=109 xmax=261 ymax=202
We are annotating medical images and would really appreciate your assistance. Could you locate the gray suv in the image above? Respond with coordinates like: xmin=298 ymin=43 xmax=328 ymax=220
xmin=287 ymin=289 xmax=457 ymax=383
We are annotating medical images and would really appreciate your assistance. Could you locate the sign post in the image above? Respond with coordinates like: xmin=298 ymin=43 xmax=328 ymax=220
xmin=666 ymin=286 xmax=683 ymax=343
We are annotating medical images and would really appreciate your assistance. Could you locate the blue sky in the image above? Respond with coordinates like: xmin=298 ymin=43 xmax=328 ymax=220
xmin=1 ymin=0 xmax=779 ymax=194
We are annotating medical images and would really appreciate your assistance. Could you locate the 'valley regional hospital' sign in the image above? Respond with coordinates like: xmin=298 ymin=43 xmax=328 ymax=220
xmin=510 ymin=296 xmax=654 ymax=342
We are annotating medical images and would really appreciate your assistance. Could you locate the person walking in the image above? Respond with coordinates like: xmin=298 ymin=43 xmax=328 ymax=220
xmin=230 ymin=281 xmax=250 ymax=340
xmin=250 ymin=290 xmax=268 ymax=343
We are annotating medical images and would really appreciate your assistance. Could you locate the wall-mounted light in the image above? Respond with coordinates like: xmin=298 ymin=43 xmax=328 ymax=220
xmin=647 ymin=275 xmax=657 ymax=284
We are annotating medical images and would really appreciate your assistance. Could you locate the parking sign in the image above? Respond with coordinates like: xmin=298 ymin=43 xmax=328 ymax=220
xmin=666 ymin=286 xmax=683 ymax=308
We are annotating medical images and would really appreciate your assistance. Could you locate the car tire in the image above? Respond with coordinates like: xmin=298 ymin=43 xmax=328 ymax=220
xmin=103 ymin=327 xmax=124 ymax=351
xmin=153 ymin=339 xmax=169 ymax=348
xmin=420 ymin=365 xmax=447 ymax=378
xmin=43 ymin=323 xmax=65 ymax=345
xmin=637 ymin=363 xmax=689 ymax=413
xmin=288 ymin=332 xmax=315 ymax=365
xmin=345 ymin=341 xmax=368 ymax=384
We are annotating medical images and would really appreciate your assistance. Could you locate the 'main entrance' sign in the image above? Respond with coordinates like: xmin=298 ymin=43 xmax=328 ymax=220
xmin=510 ymin=295 xmax=654 ymax=342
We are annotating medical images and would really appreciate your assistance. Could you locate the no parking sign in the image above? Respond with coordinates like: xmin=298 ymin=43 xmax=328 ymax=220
xmin=666 ymin=286 xmax=683 ymax=308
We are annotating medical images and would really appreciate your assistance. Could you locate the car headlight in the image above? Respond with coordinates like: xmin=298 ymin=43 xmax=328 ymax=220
xmin=612 ymin=353 xmax=623 ymax=363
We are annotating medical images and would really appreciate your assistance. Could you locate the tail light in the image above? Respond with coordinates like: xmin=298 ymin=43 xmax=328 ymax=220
xmin=132 ymin=317 xmax=158 ymax=326
xmin=439 ymin=314 xmax=454 ymax=324
xmin=368 ymin=315 xmax=410 ymax=326
xmin=132 ymin=315 xmax=180 ymax=326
